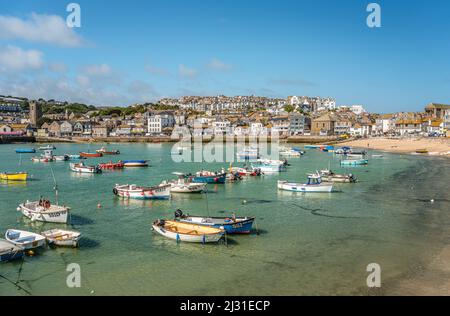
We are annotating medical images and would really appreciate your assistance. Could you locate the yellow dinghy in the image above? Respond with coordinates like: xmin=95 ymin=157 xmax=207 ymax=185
xmin=0 ymin=172 xmax=28 ymax=181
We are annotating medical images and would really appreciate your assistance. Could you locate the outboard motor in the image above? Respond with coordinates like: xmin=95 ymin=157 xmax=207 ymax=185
xmin=175 ymin=209 xmax=183 ymax=218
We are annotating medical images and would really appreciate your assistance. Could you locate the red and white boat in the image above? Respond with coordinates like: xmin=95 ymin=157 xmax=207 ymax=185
xmin=98 ymin=161 xmax=124 ymax=170
xmin=80 ymin=152 xmax=103 ymax=158
xmin=113 ymin=183 xmax=171 ymax=200
xmin=70 ymin=162 xmax=102 ymax=174
xmin=31 ymin=156 xmax=53 ymax=163
xmin=231 ymin=167 xmax=262 ymax=176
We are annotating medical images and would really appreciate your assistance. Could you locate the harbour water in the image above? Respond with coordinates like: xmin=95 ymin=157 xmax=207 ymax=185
xmin=1 ymin=143 xmax=449 ymax=295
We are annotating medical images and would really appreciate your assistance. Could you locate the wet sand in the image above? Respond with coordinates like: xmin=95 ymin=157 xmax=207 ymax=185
xmin=339 ymin=137 xmax=450 ymax=157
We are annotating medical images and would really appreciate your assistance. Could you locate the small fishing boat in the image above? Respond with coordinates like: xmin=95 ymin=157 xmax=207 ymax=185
xmin=321 ymin=145 xmax=335 ymax=152
xmin=169 ymin=173 xmax=206 ymax=193
xmin=15 ymin=148 xmax=35 ymax=154
xmin=80 ymin=152 xmax=103 ymax=158
xmin=278 ymin=175 xmax=334 ymax=193
xmin=96 ymin=147 xmax=120 ymax=155
xmin=5 ymin=229 xmax=46 ymax=250
xmin=174 ymin=210 xmax=255 ymax=234
xmin=251 ymin=159 xmax=286 ymax=173
xmin=31 ymin=156 xmax=53 ymax=163
xmin=279 ymin=148 xmax=302 ymax=157
xmin=152 ymin=219 xmax=225 ymax=243
xmin=70 ymin=162 xmax=102 ymax=174
xmin=54 ymin=155 xmax=70 ymax=161
xmin=0 ymin=239 xmax=24 ymax=262
xmin=113 ymin=183 xmax=171 ymax=199
xmin=17 ymin=199 xmax=70 ymax=223
xmin=304 ymin=145 xmax=319 ymax=149
xmin=39 ymin=145 xmax=56 ymax=150
xmin=0 ymin=172 xmax=28 ymax=181
xmin=415 ymin=149 xmax=428 ymax=154
xmin=310 ymin=169 xmax=357 ymax=183
xmin=230 ymin=166 xmax=262 ymax=176
xmin=192 ymin=170 xmax=227 ymax=184
xmin=123 ymin=160 xmax=148 ymax=167
xmin=41 ymin=229 xmax=81 ymax=247
xmin=340 ymin=159 xmax=369 ymax=166
xmin=372 ymin=154 xmax=384 ymax=158
xmin=98 ymin=161 xmax=124 ymax=170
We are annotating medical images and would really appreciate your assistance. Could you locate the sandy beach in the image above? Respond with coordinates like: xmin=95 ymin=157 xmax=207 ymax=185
xmin=339 ymin=137 xmax=450 ymax=157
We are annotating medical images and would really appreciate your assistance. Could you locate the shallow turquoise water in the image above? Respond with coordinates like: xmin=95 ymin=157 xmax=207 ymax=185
xmin=1 ymin=143 xmax=449 ymax=295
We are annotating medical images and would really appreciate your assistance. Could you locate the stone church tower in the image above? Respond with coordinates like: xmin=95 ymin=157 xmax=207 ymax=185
xmin=29 ymin=101 xmax=42 ymax=127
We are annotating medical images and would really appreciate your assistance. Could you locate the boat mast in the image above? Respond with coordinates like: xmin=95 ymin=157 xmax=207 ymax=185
xmin=49 ymin=164 xmax=59 ymax=205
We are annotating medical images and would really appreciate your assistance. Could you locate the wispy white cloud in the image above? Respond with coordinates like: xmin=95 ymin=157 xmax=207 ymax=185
xmin=0 ymin=45 xmax=44 ymax=71
xmin=81 ymin=63 xmax=112 ymax=76
xmin=178 ymin=64 xmax=198 ymax=79
xmin=207 ymin=58 xmax=232 ymax=71
xmin=0 ymin=13 xmax=84 ymax=47
xmin=145 ymin=64 xmax=169 ymax=76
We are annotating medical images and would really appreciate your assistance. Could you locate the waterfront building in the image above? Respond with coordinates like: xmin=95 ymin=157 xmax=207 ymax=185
xmin=148 ymin=114 xmax=175 ymax=134
xmin=425 ymin=103 xmax=450 ymax=120
xmin=311 ymin=113 xmax=336 ymax=136
xmin=289 ymin=113 xmax=310 ymax=135
xmin=334 ymin=119 xmax=352 ymax=135
xmin=60 ymin=121 xmax=73 ymax=137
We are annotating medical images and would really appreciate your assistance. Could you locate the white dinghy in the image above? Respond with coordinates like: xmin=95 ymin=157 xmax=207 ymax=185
xmin=41 ymin=229 xmax=81 ymax=247
xmin=5 ymin=229 xmax=46 ymax=250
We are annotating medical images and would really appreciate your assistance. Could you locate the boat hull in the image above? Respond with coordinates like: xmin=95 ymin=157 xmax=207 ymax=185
xmin=0 ymin=240 xmax=24 ymax=262
xmin=0 ymin=172 xmax=28 ymax=181
xmin=15 ymin=149 xmax=35 ymax=154
xmin=80 ymin=152 xmax=103 ymax=158
xmin=18 ymin=202 xmax=70 ymax=223
xmin=123 ymin=160 xmax=148 ymax=167
xmin=42 ymin=229 xmax=81 ymax=247
xmin=170 ymin=183 xmax=206 ymax=193
xmin=278 ymin=181 xmax=333 ymax=193
xmin=192 ymin=173 xmax=226 ymax=184
xmin=152 ymin=220 xmax=224 ymax=243
xmin=5 ymin=230 xmax=46 ymax=250
xmin=114 ymin=184 xmax=171 ymax=200
xmin=70 ymin=163 xmax=102 ymax=174
xmin=178 ymin=216 xmax=255 ymax=234
xmin=340 ymin=159 xmax=368 ymax=166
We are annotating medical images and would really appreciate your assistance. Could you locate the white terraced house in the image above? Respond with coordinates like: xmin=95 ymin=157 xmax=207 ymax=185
xmin=147 ymin=114 xmax=175 ymax=134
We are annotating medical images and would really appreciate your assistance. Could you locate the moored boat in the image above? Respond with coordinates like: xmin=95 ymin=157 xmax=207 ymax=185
xmin=98 ymin=161 xmax=124 ymax=170
xmin=192 ymin=170 xmax=227 ymax=184
xmin=251 ymin=159 xmax=286 ymax=173
xmin=123 ymin=160 xmax=148 ymax=167
xmin=236 ymin=146 xmax=260 ymax=160
xmin=0 ymin=239 xmax=24 ymax=262
xmin=31 ymin=156 xmax=53 ymax=163
xmin=96 ymin=147 xmax=120 ymax=155
xmin=340 ymin=159 xmax=368 ymax=166
xmin=278 ymin=175 xmax=334 ymax=193
xmin=15 ymin=148 xmax=35 ymax=154
xmin=41 ymin=229 xmax=81 ymax=247
xmin=54 ymin=155 xmax=70 ymax=161
xmin=230 ymin=166 xmax=262 ymax=176
xmin=152 ymin=219 xmax=225 ymax=243
xmin=70 ymin=162 xmax=102 ymax=174
xmin=17 ymin=199 xmax=70 ymax=223
xmin=0 ymin=172 xmax=28 ymax=181
xmin=169 ymin=173 xmax=206 ymax=193
xmin=415 ymin=149 xmax=429 ymax=154
xmin=113 ymin=183 xmax=171 ymax=199
xmin=279 ymin=148 xmax=302 ymax=157
xmin=5 ymin=229 xmax=46 ymax=250
xmin=310 ymin=169 xmax=357 ymax=183
xmin=80 ymin=152 xmax=103 ymax=158
xmin=39 ymin=145 xmax=56 ymax=150
xmin=174 ymin=210 xmax=255 ymax=234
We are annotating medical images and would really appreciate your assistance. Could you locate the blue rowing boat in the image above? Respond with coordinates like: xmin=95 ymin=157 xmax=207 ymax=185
xmin=191 ymin=171 xmax=227 ymax=184
xmin=174 ymin=210 xmax=255 ymax=234
xmin=15 ymin=148 xmax=36 ymax=154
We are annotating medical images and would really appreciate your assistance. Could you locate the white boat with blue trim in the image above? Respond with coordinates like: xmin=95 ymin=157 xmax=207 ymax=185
xmin=5 ymin=229 xmax=46 ymax=250
xmin=152 ymin=219 xmax=225 ymax=243
xmin=278 ymin=175 xmax=333 ymax=193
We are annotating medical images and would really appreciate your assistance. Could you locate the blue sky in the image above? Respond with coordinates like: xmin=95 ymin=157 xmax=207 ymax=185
xmin=0 ymin=0 xmax=449 ymax=112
